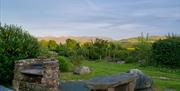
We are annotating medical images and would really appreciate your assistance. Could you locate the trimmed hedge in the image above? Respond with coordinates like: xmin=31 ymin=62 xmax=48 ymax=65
xmin=151 ymin=36 xmax=180 ymax=68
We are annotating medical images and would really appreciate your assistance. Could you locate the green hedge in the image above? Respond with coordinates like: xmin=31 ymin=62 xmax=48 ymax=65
xmin=151 ymin=36 xmax=180 ymax=68
xmin=0 ymin=24 xmax=40 ymax=85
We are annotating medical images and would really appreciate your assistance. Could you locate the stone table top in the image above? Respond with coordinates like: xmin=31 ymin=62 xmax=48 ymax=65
xmin=0 ymin=85 xmax=14 ymax=91
xmin=86 ymin=73 xmax=137 ymax=89
xmin=21 ymin=69 xmax=43 ymax=76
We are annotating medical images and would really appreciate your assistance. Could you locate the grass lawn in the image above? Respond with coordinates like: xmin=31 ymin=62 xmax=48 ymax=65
xmin=60 ymin=61 xmax=180 ymax=91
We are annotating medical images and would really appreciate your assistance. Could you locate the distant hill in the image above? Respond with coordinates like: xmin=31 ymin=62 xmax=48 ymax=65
xmin=38 ymin=36 xmax=113 ymax=43
xmin=37 ymin=35 xmax=165 ymax=44
xmin=118 ymin=35 xmax=166 ymax=48
xmin=119 ymin=35 xmax=166 ymax=43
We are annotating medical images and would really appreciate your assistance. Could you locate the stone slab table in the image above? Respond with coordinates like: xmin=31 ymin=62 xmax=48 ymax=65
xmin=86 ymin=73 xmax=137 ymax=91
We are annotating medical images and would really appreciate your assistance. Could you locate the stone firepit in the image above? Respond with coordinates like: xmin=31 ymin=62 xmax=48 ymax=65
xmin=13 ymin=58 xmax=59 ymax=91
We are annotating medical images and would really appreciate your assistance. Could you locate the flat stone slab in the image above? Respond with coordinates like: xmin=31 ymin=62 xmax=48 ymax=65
xmin=21 ymin=69 xmax=43 ymax=75
xmin=86 ymin=73 xmax=137 ymax=89
xmin=0 ymin=85 xmax=14 ymax=91
xmin=60 ymin=81 xmax=90 ymax=91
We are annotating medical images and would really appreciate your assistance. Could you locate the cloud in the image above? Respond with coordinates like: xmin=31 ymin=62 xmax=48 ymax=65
xmin=1 ymin=0 xmax=179 ymax=39
xmin=132 ymin=9 xmax=180 ymax=21
xmin=84 ymin=0 xmax=101 ymax=11
xmin=26 ymin=21 xmax=176 ymax=39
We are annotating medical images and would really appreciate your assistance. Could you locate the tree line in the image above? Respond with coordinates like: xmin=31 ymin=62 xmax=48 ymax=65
xmin=39 ymin=38 xmax=132 ymax=62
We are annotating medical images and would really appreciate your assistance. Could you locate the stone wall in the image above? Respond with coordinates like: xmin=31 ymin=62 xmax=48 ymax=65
xmin=13 ymin=58 xmax=60 ymax=91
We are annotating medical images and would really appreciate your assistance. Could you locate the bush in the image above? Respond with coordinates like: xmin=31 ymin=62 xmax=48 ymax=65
xmin=134 ymin=34 xmax=152 ymax=64
xmin=69 ymin=55 xmax=84 ymax=67
xmin=58 ymin=56 xmax=70 ymax=72
xmin=0 ymin=24 xmax=40 ymax=85
xmin=39 ymin=47 xmax=58 ymax=58
xmin=151 ymin=36 xmax=180 ymax=68
xmin=125 ymin=55 xmax=136 ymax=63
xmin=116 ymin=49 xmax=129 ymax=61
xmin=134 ymin=42 xmax=152 ymax=64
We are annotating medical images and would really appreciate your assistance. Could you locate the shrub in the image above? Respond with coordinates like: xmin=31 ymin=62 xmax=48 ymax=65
xmin=0 ymin=24 xmax=40 ymax=85
xmin=134 ymin=33 xmax=152 ymax=64
xmin=135 ymin=42 xmax=152 ymax=63
xmin=58 ymin=56 xmax=70 ymax=72
xmin=39 ymin=47 xmax=58 ymax=58
xmin=69 ymin=55 xmax=84 ymax=67
xmin=151 ymin=36 xmax=180 ymax=68
xmin=39 ymin=47 xmax=50 ymax=57
xmin=125 ymin=55 xmax=136 ymax=63
xmin=116 ymin=49 xmax=129 ymax=61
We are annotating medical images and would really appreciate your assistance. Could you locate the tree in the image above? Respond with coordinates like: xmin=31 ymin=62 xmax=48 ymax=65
xmin=93 ymin=38 xmax=109 ymax=60
xmin=39 ymin=40 xmax=49 ymax=48
xmin=66 ymin=39 xmax=79 ymax=50
xmin=48 ymin=40 xmax=58 ymax=51
xmin=65 ymin=39 xmax=79 ymax=56
xmin=135 ymin=33 xmax=152 ymax=63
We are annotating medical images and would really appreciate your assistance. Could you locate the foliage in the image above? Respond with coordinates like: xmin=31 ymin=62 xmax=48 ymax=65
xmin=135 ymin=33 xmax=152 ymax=63
xmin=58 ymin=56 xmax=71 ymax=72
xmin=125 ymin=55 xmax=135 ymax=63
xmin=39 ymin=40 xmax=49 ymax=48
xmin=39 ymin=40 xmax=60 ymax=58
xmin=56 ymin=39 xmax=150 ymax=62
xmin=39 ymin=46 xmax=50 ymax=57
xmin=69 ymin=55 xmax=84 ymax=67
xmin=57 ymin=55 xmax=84 ymax=72
xmin=151 ymin=35 xmax=180 ymax=68
xmin=57 ymin=43 xmax=69 ymax=56
xmin=48 ymin=40 xmax=58 ymax=51
xmin=53 ymin=33 xmax=179 ymax=69
xmin=66 ymin=39 xmax=79 ymax=50
xmin=57 ymin=39 xmax=80 ymax=57
xmin=76 ymin=39 xmax=125 ymax=61
xmin=116 ymin=49 xmax=129 ymax=61
xmin=0 ymin=24 xmax=40 ymax=85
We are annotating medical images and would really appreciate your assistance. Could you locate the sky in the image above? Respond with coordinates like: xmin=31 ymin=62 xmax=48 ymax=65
xmin=0 ymin=0 xmax=180 ymax=39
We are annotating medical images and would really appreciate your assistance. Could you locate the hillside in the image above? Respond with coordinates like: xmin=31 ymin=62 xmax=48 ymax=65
xmin=38 ymin=35 xmax=165 ymax=44
xmin=38 ymin=36 xmax=113 ymax=43
xmin=116 ymin=35 xmax=166 ymax=48
xmin=119 ymin=35 xmax=166 ymax=43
